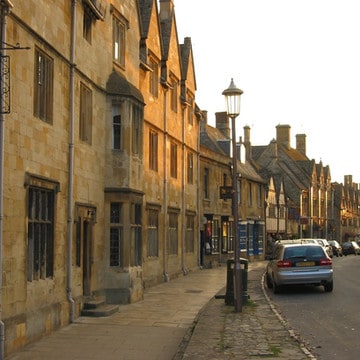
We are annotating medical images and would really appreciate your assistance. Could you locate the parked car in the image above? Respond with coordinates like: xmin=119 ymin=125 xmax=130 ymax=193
xmin=342 ymin=241 xmax=360 ymax=255
xmin=328 ymin=240 xmax=343 ymax=257
xmin=297 ymin=238 xmax=333 ymax=258
xmin=266 ymin=243 xmax=333 ymax=293
xmin=313 ymin=239 xmax=333 ymax=258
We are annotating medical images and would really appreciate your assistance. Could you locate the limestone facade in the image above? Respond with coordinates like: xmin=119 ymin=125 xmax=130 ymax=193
xmin=0 ymin=0 xmax=199 ymax=355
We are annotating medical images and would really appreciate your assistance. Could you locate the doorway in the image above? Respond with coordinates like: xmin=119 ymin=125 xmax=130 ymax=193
xmin=76 ymin=205 xmax=96 ymax=296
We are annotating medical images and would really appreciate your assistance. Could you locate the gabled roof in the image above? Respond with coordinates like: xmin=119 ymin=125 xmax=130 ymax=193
xmin=180 ymin=37 xmax=197 ymax=90
xmin=138 ymin=0 xmax=163 ymax=64
xmin=201 ymin=124 xmax=266 ymax=184
xmin=251 ymin=138 xmax=320 ymax=204
xmin=138 ymin=0 xmax=153 ymax=38
xmin=201 ymin=124 xmax=229 ymax=155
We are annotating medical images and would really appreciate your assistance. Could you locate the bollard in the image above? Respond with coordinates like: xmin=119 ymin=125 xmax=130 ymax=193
xmin=225 ymin=259 xmax=234 ymax=305
xmin=240 ymin=258 xmax=248 ymax=304
xmin=225 ymin=258 xmax=249 ymax=306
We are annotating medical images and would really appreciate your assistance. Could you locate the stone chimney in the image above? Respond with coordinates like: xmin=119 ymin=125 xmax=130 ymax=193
xmin=344 ymin=175 xmax=353 ymax=186
xmin=243 ymin=125 xmax=252 ymax=160
xmin=276 ymin=124 xmax=291 ymax=149
xmin=243 ymin=125 xmax=251 ymax=144
xmin=296 ymin=134 xmax=306 ymax=156
xmin=200 ymin=110 xmax=208 ymax=133
xmin=270 ymin=139 xmax=278 ymax=158
xmin=159 ymin=0 xmax=174 ymax=20
xmin=215 ymin=111 xmax=230 ymax=138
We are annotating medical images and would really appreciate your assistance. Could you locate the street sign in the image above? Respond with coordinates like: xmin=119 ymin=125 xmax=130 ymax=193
xmin=220 ymin=186 xmax=233 ymax=199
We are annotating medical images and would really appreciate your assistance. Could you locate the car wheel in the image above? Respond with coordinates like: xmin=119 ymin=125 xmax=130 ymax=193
xmin=272 ymin=279 xmax=280 ymax=294
xmin=324 ymin=281 xmax=333 ymax=292
xmin=266 ymin=273 xmax=273 ymax=289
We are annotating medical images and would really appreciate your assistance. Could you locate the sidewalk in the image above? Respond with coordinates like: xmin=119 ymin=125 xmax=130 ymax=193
xmin=6 ymin=261 xmax=315 ymax=360
xmin=179 ymin=262 xmax=315 ymax=359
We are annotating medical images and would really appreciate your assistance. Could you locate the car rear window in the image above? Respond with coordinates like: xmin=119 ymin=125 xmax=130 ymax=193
xmin=284 ymin=246 xmax=325 ymax=260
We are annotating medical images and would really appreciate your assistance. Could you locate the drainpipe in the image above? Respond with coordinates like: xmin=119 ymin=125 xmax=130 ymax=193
xmin=66 ymin=0 xmax=76 ymax=323
xmin=196 ymin=114 xmax=202 ymax=268
xmin=163 ymin=87 xmax=169 ymax=282
xmin=0 ymin=2 xmax=13 ymax=357
xmin=181 ymin=104 xmax=187 ymax=275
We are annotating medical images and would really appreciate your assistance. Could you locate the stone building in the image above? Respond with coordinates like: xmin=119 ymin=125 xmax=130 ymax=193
xmin=0 ymin=0 xmax=199 ymax=355
xmin=333 ymin=175 xmax=360 ymax=243
xmin=200 ymin=112 xmax=267 ymax=267
xmin=249 ymin=124 xmax=333 ymax=241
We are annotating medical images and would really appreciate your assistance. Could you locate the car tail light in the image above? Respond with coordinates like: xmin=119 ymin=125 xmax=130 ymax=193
xmin=277 ymin=260 xmax=292 ymax=268
xmin=319 ymin=258 xmax=332 ymax=266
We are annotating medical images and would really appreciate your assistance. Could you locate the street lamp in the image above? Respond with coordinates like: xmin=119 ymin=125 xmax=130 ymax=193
xmin=222 ymin=78 xmax=243 ymax=312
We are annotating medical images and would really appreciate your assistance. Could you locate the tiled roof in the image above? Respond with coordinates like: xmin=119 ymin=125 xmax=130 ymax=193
xmin=201 ymin=124 xmax=266 ymax=183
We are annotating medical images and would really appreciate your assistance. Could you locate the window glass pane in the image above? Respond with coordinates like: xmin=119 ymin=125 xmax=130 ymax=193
xmin=80 ymin=83 xmax=92 ymax=144
xmin=149 ymin=130 xmax=158 ymax=171
xmin=169 ymin=213 xmax=178 ymax=255
xmin=148 ymin=209 xmax=159 ymax=257
xmin=113 ymin=17 xmax=125 ymax=66
xmin=34 ymin=49 xmax=53 ymax=123
xmin=27 ymin=187 xmax=54 ymax=281
xmin=113 ymin=114 xmax=121 ymax=149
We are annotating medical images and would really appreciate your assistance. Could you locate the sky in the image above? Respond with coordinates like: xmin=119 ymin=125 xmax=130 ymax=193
xmin=173 ymin=0 xmax=360 ymax=184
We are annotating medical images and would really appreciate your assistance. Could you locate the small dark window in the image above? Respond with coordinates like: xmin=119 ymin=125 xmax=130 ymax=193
xmin=110 ymin=203 xmax=123 ymax=267
xmin=80 ymin=83 xmax=92 ymax=144
xmin=83 ymin=10 xmax=92 ymax=43
xmin=149 ymin=130 xmax=158 ymax=171
xmin=34 ymin=49 xmax=54 ymax=123
xmin=113 ymin=114 xmax=121 ymax=150
xmin=27 ymin=187 xmax=55 ymax=281
xmin=170 ymin=143 xmax=177 ymax=178
xmin=147 ymin=208 xmax=159 ymax=257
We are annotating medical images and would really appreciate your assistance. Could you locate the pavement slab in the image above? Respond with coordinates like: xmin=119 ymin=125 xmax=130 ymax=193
xmin=6 ymin=261 xmax=316 ymax=360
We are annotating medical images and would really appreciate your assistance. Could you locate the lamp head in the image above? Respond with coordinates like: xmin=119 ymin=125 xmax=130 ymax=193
xmin=222 ymin=78 xmax=243 ymax=117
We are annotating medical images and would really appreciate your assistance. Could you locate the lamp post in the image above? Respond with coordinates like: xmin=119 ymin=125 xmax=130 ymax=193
xmin=222 ymin=78 xmax=243 ymax=312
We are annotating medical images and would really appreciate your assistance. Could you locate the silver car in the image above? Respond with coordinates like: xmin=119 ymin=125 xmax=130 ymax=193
xmin=266 ymin=243 xmax=333 ymax=293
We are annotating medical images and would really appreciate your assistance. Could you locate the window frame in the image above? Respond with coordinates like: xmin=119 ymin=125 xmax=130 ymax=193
xmin=132 ymin=104 xmax=143 ymax=156
xmin=34 ymin=48 xmax=54 ymax=124
xmin=170 ymin=142 xmax=178 ymax=179
xmin=168 ymin=211 xmax=179 ymax=255
xmin=83 ymin=8 xmax=92 ymax=43
xmin=113 ymin=15 xmax=126 ymax=67
xmin=149 ymin=55 xmax=159 ymax=98
xmin=170 ymin=74 xmax=178 ymax=113
xmin=187 ymin=152 xmax=194 ymax=184
xmin=112 ymin=104 xmax=122 ymax=150
xmin=149 ymin=129 xmax=158 ymax=171
xmin=185 ymin=214 xmax=195 ymax=253
xmin=147 ymin=207 xmax=159 ymax=258
xmin=27 ymin=187 xmax=55 ymax=281
xmin=187 ymin=93 xmax=194 ymax=125
xmin=110 ymin=202 xmax=123 ymax=267
xmin=130 ymin=203 xmax=142 ymax=266
xmin=80 ymin=82 xmax=93 ymax=144
xmin=204 ymin=168 xmax=210 ymax=199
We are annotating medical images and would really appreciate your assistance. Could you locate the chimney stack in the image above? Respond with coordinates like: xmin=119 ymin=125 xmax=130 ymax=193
xmin=215 ymin=111 xmax=230 ymax=138
xmin=276 ymin=124 xmax=291 ymax=149
xmin=159 ymin=0 xmax=174 ymax=20
xmin=296 ymin=134 xmax=306 ymax=156
xmin=243 ymin=125 xmax=252 ymax=160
